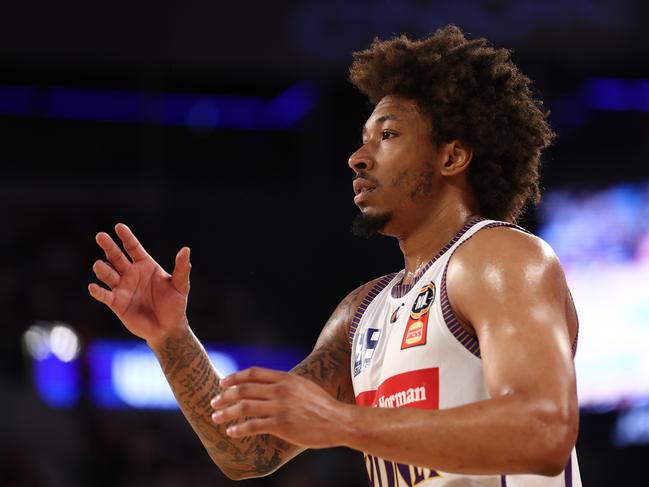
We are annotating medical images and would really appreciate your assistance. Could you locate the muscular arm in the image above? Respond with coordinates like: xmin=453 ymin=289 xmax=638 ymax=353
xmin=336 ymin=229 xmax=579 ymax=476
xmin=150 ymin=329 xmax=293 ymax=479
xmin=88 ymin=223 xmax=379 ymax=480
xmin=151 ymin=279 xmax=376 ymax=480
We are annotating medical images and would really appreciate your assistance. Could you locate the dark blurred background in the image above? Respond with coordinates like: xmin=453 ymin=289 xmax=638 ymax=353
xmin=1 ymin=1 xmax=649 ymax=486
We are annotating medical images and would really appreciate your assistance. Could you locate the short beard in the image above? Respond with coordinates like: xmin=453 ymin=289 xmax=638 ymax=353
xmin=350 ymin=161 xmax=433 ymax=238
xmin=350 ymin=211 xmax=393 ymax=238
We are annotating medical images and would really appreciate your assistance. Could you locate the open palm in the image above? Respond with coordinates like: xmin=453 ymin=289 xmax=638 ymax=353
xmin=88 ymin=223 xmax=191 ymax=345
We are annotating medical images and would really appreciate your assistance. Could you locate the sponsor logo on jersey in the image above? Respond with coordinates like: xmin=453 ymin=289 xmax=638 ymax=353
xmin=401 ymin=282 xmax=435 ymax=349
xmin=353 ymin=328 xmax=381 ymax=377
xmin=355 ymin=367 xmax=439 ymax=410
xmin=378 ymin=386 xmax=426 ymax=408
xmin=402 ymin=320 xmax=425 ymax=347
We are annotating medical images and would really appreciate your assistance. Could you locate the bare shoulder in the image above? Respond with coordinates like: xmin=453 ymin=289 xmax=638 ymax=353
xmin=448 ymin=225 xmax=564 ymax=287
xmin=447 ymin=226 xmax=577 ymax=342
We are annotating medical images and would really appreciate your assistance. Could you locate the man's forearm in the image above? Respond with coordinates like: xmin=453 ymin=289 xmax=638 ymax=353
xmin=150 ymin=327 xmax=297 ymax=479
xmin=340 ymin=394 xmax=577 ymax=477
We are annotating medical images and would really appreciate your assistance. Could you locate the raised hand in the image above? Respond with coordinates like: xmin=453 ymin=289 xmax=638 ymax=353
xmin=88 ymin=223 xmax=191 ymax=347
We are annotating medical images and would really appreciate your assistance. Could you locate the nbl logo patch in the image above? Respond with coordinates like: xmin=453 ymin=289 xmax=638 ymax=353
xmin=401 ymin=282 xmax=435 ymax=349
xmin=354 ymin=328 xmax=381 ymax=377
xmin=410 ymin=282 xmax=435 ymax=318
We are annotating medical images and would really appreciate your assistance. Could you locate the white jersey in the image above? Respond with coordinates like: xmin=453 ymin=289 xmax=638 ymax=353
xmin=349 ymin=218 xmax=581 ymax=487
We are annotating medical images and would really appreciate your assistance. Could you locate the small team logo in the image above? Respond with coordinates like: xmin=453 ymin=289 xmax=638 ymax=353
xmin=390 ymin=304 xmax=404 ymax=324
xmin=401 ymin=282 xmax=435 ymax=349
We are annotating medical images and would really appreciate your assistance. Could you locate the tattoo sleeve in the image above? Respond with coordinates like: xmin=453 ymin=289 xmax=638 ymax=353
xmin=150 ymin=281 xmax=373 ymax=479
xmin=152 ymin=329 xmax=295 ymax=479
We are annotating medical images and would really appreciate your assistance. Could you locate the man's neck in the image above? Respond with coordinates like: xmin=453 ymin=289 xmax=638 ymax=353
xmin=397 ymin=204 xmax=476 ymax=285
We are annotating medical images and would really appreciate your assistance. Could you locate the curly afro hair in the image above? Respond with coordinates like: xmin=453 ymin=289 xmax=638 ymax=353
xmin=349 ymin=25 xmax=555 ymax=223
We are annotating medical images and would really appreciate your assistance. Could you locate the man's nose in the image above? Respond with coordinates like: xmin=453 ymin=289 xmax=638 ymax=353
xmin=348 ymin=147 xmax=373 ymax=173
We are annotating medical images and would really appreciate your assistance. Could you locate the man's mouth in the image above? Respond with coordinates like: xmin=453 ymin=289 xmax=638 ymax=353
xmin=353 ymin=178 xmax=377 ymax=196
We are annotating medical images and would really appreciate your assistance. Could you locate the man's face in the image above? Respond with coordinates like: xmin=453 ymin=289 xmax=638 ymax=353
xmin=349 ymin=95 xmax=442 ymax=237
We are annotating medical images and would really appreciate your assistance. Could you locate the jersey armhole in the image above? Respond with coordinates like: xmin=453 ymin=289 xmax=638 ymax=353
xmin=568 ymin=290 xmax=579 ymax=357
xmin=440 ymin=222 xmax=521 ymax=359
xmin=347 ymin=273 xmax=397 ymax=349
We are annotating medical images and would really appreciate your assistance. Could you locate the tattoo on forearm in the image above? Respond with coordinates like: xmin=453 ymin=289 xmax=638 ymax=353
xmin=292 ymin=342 xmax=346 ymax=381
xmin=153 ymin=281 xmax=364 ymax=477
xmin=292 ymin=341 xmax=353 ymax=404
xmin=156 ymin=330 xmax=293 ymax=477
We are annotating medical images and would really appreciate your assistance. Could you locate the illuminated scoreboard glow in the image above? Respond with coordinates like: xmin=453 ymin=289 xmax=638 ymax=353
xmin=538 ymin=182 xmax=649 ymax=410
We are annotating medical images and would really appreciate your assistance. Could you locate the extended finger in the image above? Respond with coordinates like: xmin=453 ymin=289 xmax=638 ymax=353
xmin=225 ymin=417 xmax=275 ymax=438
xmin=96 ymin=232 xmax=131 ymax=274
xmin=211 ymin=383 xmax=276 ymax=409
xmin=92 ymin=260 xmax=120 ymax=289
xmin=220 ymin=367 xmax=289 ymax=387
xmin=211 ymin=400 xmax=276 ymax=425
xmin=171 ymin=247 xmax=191 ymax=296
xmin=88 ymin=283 xmax=115 ymax=308
xmin=115 ymin=223 xmax=150 ymax=262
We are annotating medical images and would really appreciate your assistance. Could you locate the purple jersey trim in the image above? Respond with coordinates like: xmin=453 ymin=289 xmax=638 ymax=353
xmin=440 ymin=222 xmax=521 ymax=359
xmin=348 ymin=273 xmax=398 ymax=349
xmin=497 ymin=457 xmax=573 ymax=487
xmin=564 ymin=455 xmax=573 ymax=487
xmin=391 ymin=216 xmax=484 ymax=299
xmin=568 ymin=291 xmax=579 ymax=356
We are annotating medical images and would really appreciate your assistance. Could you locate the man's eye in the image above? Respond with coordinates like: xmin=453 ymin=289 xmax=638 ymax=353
xmin=382 ymin=130 xmax=395 ymax=140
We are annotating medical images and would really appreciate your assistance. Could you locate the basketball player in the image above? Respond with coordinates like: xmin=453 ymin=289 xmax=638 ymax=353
xmin=89 ymin=26 xmax=581 ymax=486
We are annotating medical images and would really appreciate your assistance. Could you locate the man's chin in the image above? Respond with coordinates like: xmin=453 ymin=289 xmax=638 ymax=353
xmin=350 ymin=211 xmax=393 ymax=238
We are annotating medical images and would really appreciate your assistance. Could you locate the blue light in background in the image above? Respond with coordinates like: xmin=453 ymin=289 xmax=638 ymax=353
xmin=537 ymin=182 xmax=649 ymax=411
xmin=4 ymin=77 xmax=646 ymax=133
xmin=47 ymin=88 xmax=141 ymax=123
xmin=31 ymin=338 xmax=306 ymax=410
xmin=551 ymin=78 xmax=649 ymax=129
xmin=161 ymin=93 xmax=263 ymax=130
xmin=33 ymin=354 xmax=81 ymax=408
xmin=612 ymin=406 xmax=649 ymax=447
xmin=291 ymin=0 xmax=632 ymax=64
xmin=584 ymin=78 xmax=649 ymax=112
xmin=81 ymin=339 xmax=305 ymax=410
xmin=259 ymin=81 xmax=319 ymax=129
xmin=0 ymin=85 xmax=34 ymax=116
xmin=106 ymin=343 xmax=239 ymax=409
xmin=0 ymin=82 xmax=318 ymax=130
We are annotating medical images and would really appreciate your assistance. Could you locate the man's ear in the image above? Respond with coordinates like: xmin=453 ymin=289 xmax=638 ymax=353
xmin=441 ymin=140 xmax=473 ymax=176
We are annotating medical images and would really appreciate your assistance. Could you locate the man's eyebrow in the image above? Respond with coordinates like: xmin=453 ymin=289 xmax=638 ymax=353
xmin=361 ymin=113 xmax=400 ymax=138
